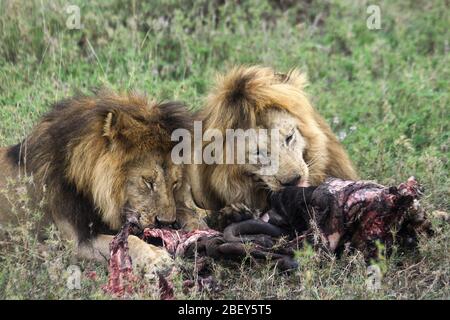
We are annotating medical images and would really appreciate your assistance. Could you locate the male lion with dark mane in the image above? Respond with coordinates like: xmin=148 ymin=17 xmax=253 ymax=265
xmin=0 ymin=90 xmax=191 ymax=273
xmin=180 ymin=66 xmax=358 ymax=220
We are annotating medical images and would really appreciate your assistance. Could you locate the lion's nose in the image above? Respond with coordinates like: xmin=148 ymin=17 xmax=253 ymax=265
xmin=281 ymin=175 xmax=301 ymax=187
xmin=155 ymin=216 xmax=176 ymax=227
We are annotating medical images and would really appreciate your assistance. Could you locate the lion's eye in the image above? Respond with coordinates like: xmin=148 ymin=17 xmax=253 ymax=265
xmin=285 ymin=131 xmax=294 ymax=145
xmin=142 ymin=177 xmax=155 ymax=191
xmin=173 ymin=180 xmax=180 ymax=190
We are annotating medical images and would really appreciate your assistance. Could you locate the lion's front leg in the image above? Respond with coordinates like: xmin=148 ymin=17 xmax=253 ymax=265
xmin=127 ymin=235 xmax=173 ymax=274
xmin=176 ymin=207 xmax=209 ymax=231
xmin=78 ymin=234 xmax=173 ymax=275
xmin=175 ymin=180 xmax=210 ymax=231
xmin=206 ymin=203 xmax=261 ymax=231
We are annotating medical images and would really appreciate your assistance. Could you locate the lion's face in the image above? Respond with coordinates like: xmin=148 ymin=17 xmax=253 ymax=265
xmin=243 ymin=109 xmax=309 ymax=191
xmin=125 ymin=153 xmax=182 ymax=228
xmin=194 ymin=66 xmax=357 ymax=210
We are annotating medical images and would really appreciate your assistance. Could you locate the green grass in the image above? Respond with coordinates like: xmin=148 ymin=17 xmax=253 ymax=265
xmin=0 ymin=0 xmax=449 ymax=299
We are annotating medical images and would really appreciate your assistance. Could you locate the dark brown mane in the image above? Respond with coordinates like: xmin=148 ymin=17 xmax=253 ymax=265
xmin=7 ymin=90 xmax=192 ymax=241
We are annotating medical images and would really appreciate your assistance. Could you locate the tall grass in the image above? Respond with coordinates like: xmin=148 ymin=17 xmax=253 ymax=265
xmin=0 ymin=0 xmax=448 ymax=299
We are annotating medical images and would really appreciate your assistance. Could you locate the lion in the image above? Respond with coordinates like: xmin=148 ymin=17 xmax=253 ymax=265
xmin=0 ymin=90 xmax=192 ymax=273
xmin=179 ymin=66 xmax=358 ymax=219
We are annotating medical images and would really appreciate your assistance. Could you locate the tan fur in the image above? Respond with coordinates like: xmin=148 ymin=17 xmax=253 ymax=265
xmin=183 ymin=66 xmax=357 ymax=212
xmin=0 ymin=91 xmax=191 ymax=274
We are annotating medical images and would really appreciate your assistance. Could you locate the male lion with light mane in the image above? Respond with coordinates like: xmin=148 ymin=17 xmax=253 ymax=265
xmin=180 ymin=66 xmax=358 ymax=220
xmin=0 ymin=90 xmax=191 ymax=273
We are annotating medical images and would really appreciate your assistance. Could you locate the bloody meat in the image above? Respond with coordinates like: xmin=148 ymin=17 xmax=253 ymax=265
xmin=102 ymin=222 xmax=136 ymax=296
xmin=103 ymin=176 xmax=432 ymax=297
xmin=267 ymin=176 xmax=432 ymax=257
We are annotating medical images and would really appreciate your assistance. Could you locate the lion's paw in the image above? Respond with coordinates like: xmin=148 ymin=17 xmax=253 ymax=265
xmin=206 ymin=203 xmax=260 ymax=231
xmin=127 ymin=235 xmax=173 ymax=276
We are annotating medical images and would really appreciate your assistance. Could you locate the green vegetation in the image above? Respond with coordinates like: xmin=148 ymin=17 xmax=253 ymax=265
xmin=0 ymin=0 xmax=448 ymax=299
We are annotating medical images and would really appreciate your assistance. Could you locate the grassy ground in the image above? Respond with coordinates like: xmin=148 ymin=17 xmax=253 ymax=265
xmin=0 ymin=0 xmax=448 ymax=299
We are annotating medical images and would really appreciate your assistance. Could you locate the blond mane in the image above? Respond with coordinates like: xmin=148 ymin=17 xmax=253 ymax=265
xmin=191 ymin=66 xmax=357 ymax=210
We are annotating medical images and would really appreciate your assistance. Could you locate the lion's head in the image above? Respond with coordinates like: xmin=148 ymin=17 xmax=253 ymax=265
xmin=124 ymin=152 xmax=182 ymax=228
xmin=11 ymin=90 xmax=191 ymax=238
xmin=197 ymin=66 xmax=357 ymax=209
xmin=237 ymin=108 xmax=310 ymax=191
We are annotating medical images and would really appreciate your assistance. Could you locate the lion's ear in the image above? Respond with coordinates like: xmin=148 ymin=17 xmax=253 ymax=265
xmin=103 ymin=110 xmax=142 ymax=142
xmin=276 ymin=69 xmax=308 ymax=89
xmin=103 ymin=112 xmax=116 ymax=139
xmin=102 ymin=111 xmax=147 ymax=145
